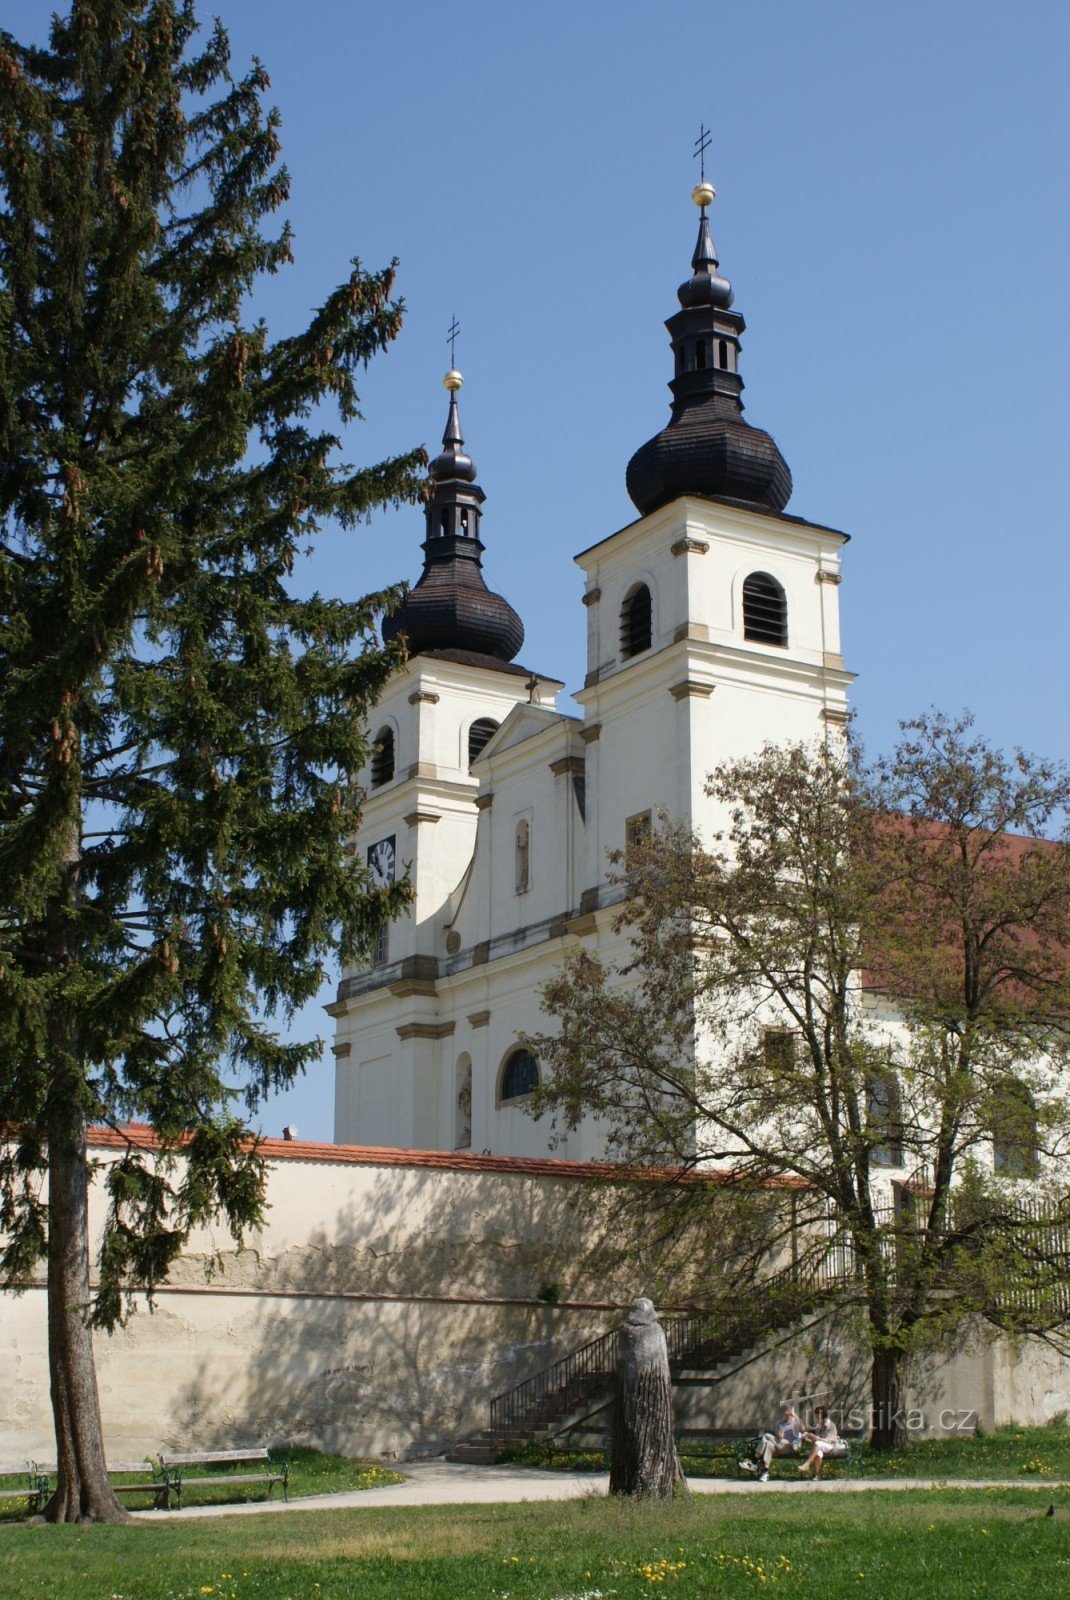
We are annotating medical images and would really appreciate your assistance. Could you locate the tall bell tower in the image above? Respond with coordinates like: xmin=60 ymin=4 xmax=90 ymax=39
xmin=576 ymin=175 xmax=852 ymax=869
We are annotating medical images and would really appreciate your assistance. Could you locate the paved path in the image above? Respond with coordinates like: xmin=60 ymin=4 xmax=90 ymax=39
xmin=132 ymin=1459 xmax=1066 ymax=1521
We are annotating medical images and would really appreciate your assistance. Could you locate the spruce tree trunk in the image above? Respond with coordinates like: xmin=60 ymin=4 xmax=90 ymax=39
xmin=609 ymin=1298 xmax=685 ymax=1498
xmin=44 ymin=1103 xmax=130 ymax=1524
xmin=870 ymin=1343 xmax=909 ymax=1452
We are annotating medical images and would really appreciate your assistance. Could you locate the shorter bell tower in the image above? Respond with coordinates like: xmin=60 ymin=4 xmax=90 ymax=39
xmin=331 ymin=366 xmax=560 ymax=1150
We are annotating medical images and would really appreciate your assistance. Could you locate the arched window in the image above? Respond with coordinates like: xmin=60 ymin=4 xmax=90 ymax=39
xmin=867 ymin=1072 xmax=904 ymax=1167
xmin=500 ymin=1047 xmax=539 ymax=1103
xmin=719 ymin=339 xmax=729 ymax=369
xmin=620 ymin=583 xmax=652 ymax=659
xmin=742 ymin=572 xmax=788 ymax=647
xmin=370 ymin=726 xmax=395 ymax=787
xmin=439 ymin=509 xmax=449 ymax=536
xmin=991 ymin=1077 xmax=1039 ymax=1177
xmin=515 ymin=818 xmax=530 ymax=894
xmin=695 ymin=340 xmax=707 ymax=370
xmin=468 ymin=717 xmax=499 ymax=769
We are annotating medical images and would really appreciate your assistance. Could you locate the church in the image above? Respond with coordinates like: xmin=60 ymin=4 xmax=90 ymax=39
xmin=5 ymin=183 xmax=1065 ymax=1467
xmin=331 ymin=178 xmax=852 ymax=1159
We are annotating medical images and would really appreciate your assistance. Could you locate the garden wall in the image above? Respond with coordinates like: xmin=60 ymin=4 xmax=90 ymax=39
xmin=1 ymin=1130 xmax=1065 ymax=1461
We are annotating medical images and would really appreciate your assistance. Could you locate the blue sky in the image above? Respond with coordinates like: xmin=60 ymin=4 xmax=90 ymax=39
xmin=9 ymin=0 xmax=1069 ymax=1140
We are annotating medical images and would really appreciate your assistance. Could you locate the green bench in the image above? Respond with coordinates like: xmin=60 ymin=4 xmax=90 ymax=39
xmin=158 ymin=1447 xmax=288 ymax=1508
xmin=32 ymin=1458 xmax=170 ymax=1508
xmin=0 ymin=1464 xmax=47 ymax=1514
xmin=733 ymin=1433 xmax=867 ymax=1479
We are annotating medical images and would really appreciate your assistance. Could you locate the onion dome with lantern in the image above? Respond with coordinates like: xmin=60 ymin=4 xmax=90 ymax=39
xmin=382 ymin=366 xmax=525 ymax=668
xmin=625 ymin=177 xmax=793 ymax=517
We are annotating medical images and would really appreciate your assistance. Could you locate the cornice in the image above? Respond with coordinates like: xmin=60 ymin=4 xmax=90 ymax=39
xmin=574 ymin=494 xmax=850 ymax=568
xmin=578 ymin=633 xmax=855 ymax=710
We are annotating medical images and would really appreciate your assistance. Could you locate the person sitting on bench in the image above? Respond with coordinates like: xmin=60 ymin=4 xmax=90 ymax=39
xmin=800 ymin=1406 xmax=846 ymax=1479
xmin=740 ymin=1403 xmax=802 ymax=1480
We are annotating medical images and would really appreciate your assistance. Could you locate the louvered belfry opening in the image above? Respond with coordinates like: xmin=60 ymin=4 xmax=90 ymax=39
xmin=468 ymin=717 xmax=499 ymax=768
xmin=620 ymin=583 xmax=653 ymax=659
xmin=370 ymin=726 xmax=395 ymax=787
xmin=742 ymin=572 xmax=787 ymax=647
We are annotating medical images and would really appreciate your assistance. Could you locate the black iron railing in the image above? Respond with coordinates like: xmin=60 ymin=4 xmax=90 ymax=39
xmin=489 ymin=1324 xmax=622 ymax=1440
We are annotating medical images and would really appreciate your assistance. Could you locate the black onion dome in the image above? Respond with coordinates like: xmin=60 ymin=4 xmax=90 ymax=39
xmin=382 ymin=384 xmax=524 ymax=664
xmin=625 ymin=199 xmax=792 ymax=517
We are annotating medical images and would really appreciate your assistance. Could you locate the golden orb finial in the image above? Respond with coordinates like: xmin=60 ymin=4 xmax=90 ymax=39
xmin=443 ymin=368 xmax=463 ymax=392
xmin=692 ymin=180 xmax=716 ymax=209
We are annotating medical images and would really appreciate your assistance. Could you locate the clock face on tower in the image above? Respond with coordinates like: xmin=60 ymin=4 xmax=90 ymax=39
xmin=367 ymin=836 xmax=396 ymax=889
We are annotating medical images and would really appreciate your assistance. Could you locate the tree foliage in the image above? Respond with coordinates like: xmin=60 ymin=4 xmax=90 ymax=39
xmin=0 ymin=0 xmax=423 ymax=1519
xmin=533 ymin=717 xmax=1070 ymax=1448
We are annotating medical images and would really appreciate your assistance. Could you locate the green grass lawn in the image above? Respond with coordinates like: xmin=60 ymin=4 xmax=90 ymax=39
xmin=1 ymin=1489 xmax=1069 ymax=1599
xmin=502 ymin=1422 xmax=1070 ymax=1482
xmin=0 ymin=1447 xmax=402 ymax=1521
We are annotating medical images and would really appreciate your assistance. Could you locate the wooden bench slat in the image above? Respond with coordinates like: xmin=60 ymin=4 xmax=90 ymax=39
xmin=176 ymin=1472 xmax=282 ymax=1487
xmin=161 ymin=1449 xmax=271 ymax=1466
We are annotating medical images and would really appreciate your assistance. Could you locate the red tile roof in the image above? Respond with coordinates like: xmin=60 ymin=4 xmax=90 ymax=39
xmin=84 ymin=1122 xmax=806 ymax=1186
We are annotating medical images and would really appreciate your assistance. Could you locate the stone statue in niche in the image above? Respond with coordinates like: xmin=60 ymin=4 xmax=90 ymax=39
xmin=515 ymin=819 xmax=530 ymax=894
xmin=456 ymin=1064 xmax=472 ymax=1150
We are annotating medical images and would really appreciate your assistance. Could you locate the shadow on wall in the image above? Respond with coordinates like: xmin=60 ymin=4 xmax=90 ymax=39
xmin=170 ymin=1164 xmax=620 ymax=1458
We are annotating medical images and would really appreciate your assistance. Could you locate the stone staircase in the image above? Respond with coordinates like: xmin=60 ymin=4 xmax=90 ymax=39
xmin=447 ymin=1260 xmax=844 ymax=1464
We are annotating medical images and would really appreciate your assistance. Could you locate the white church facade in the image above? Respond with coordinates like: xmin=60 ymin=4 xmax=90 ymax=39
xmin=331 ymin=183 xmax=854 ymax=1160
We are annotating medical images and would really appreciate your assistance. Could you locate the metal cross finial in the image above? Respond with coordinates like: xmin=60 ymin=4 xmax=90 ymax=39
xmin=693 ymin=123 xmax=712 ymax=181
xmin=446 ymin=315 xmax=461 ymax=368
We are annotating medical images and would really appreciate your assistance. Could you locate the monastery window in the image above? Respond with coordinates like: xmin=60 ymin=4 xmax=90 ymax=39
xmin=468 ymin=717 xmax=499 ymax=769
xmin=499 ymin=1047 xmax=539 ymax=1103
xmin=990 ymin=1077 xmax=1039 ymax=1177
xmin=620 ymin=583 xmax=652 ymax=659
xmin=370 ymin=726 xmax=395 ymax=787
xmin=742 ymin=572 xmax=788 ymax=647
xmin=866 ymin=1070 xmax=904 ymax=1167
xmin=625 ymin=809 xmax=652 ymax=863
xmin=515 ymin=819 xmax=530 ymax=894
xmin=762 ymin=1028 xmax=797 ymax=1074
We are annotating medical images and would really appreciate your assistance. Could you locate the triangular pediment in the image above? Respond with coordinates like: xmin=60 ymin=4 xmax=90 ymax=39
xmin=474 ymin=702 xmax=577 ymax=764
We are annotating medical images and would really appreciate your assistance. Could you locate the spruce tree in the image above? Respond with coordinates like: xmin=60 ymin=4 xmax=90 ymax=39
xmin=0 ymin=1 xmax=422 ymax=1522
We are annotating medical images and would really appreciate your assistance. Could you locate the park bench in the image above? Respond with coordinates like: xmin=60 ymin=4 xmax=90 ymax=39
xmin=0 ymin=1464 xmax=47 ymax=1514
xmin=158 ymin=1447 xmax=288 ymax=1508
xmin=733 ymin=1432 xmax=866 ymax=1479
xmin=31 ymin=1458 xmax=170 ymax=1508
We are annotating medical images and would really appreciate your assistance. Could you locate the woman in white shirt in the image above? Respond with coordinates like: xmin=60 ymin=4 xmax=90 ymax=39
xmin=799 ymin=1406 xmax=846 ymax=1480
